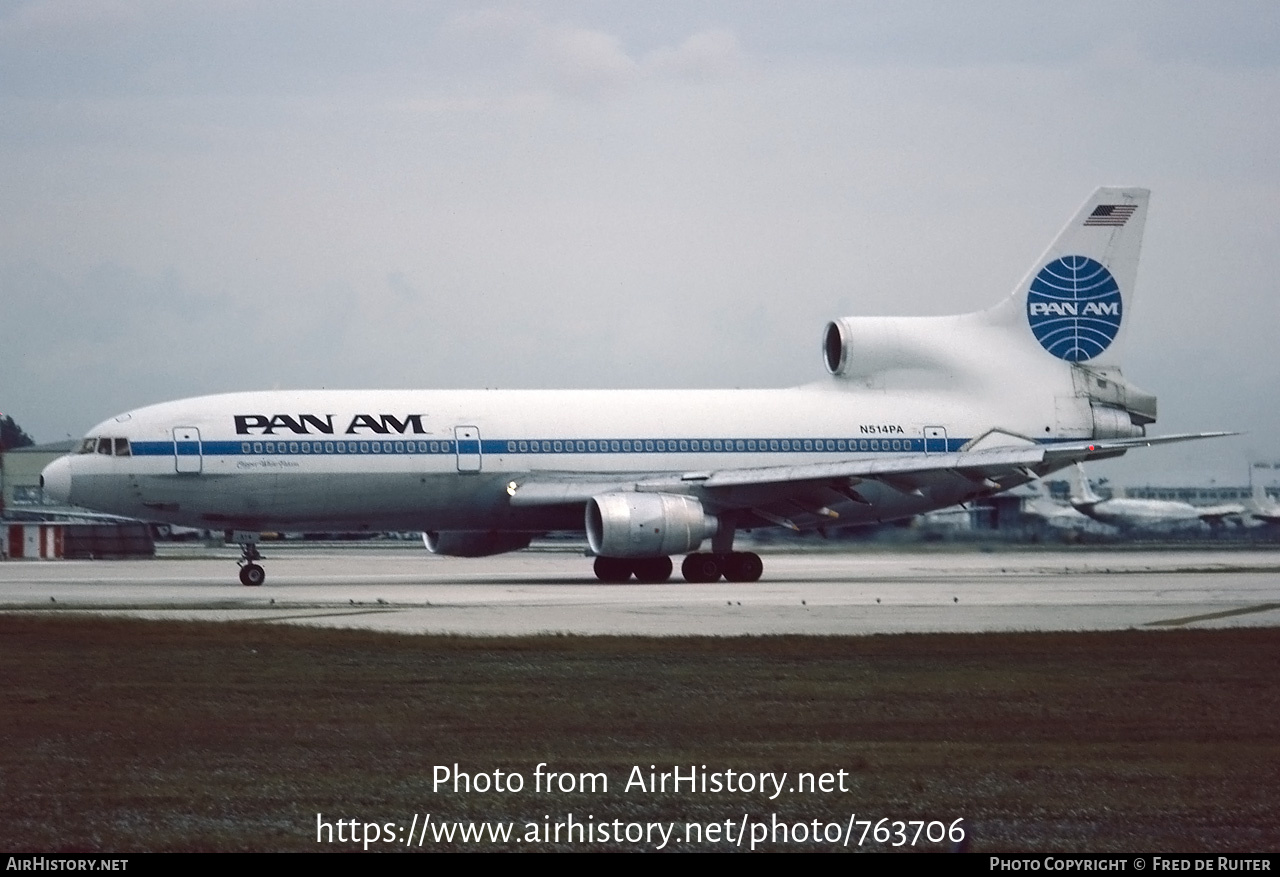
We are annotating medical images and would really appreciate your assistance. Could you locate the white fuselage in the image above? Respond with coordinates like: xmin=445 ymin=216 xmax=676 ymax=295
xmin=45 ymin=378 xmax=1077 ymax=535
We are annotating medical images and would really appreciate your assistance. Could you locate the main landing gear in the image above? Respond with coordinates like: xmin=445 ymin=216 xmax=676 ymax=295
xmin=591 ymin=551 xmax=764 ymax=584
xmin=593 ymin=555 xmax=673 ymax=584
xmin=591 ymin=514 xmax=764 ymax=584
xmin=680 ymin=513 xmax=763 ymax=583
xmin=682 ymin=551 xmax=763 ymax=583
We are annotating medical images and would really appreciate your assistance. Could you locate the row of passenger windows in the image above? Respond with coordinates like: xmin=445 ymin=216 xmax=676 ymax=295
xmin=242 ymin=440 xmax=453 ymax=455
xmin=80 ymin=436 xmax=917 ymax=457
xmin=78 ymin=437 xmax=131 ymax=456
xmin=505 ymin=438 xmax=915 ymax=453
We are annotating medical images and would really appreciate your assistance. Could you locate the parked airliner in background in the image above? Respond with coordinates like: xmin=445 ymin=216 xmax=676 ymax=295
xmin=1068 ymin=464 xmax=1243 ymax=531
xmin=42 ymin=187 xmax=1228 ymax=585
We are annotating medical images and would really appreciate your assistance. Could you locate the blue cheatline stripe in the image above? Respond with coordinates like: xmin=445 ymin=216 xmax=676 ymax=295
xmin=128 ymin=435 xmax=968 ymax=458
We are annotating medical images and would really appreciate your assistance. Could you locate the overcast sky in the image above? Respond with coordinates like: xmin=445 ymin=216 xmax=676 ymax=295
xmin=2 ymin=1 xmax=1277 ymax=485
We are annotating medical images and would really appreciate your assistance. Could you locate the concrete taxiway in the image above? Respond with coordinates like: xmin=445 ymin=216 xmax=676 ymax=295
xmin=1 ymin=544 xmax=1278 ymax=635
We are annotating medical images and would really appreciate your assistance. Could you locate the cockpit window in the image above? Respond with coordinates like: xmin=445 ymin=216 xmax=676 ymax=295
xmin=80 ymin=437 xmax=132 ymax=456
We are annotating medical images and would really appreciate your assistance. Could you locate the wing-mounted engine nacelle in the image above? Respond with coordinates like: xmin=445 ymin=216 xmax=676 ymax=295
xmin=424 ymin=530 xmax=535 ymax=557
xmin=586 ymin=492 xmax=717 ymax=558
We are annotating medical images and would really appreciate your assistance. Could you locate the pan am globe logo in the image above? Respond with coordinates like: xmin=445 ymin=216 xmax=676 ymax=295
xmin=1026 ymin=255 xmax=1123 ymax=361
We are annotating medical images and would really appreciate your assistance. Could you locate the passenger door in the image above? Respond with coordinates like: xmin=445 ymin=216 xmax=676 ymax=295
xmin=454 ymin=426 xmax=481 ymax=473
xmin=173 ymin=427 xmax=202 ymax=474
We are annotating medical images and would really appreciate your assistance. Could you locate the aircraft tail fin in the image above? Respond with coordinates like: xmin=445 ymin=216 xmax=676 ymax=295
xmin=1069 ymin=463 xmax=1102 ymax=507
xmin=820 ymin=187 xmax=1158 ymax=436
xmin=1252 ymin=464 xmax=1273 ymax=507
xmin=1249 ymin=465 xmax=1280 ymax=521
xmin=985 ymin=187 xmax=1149 ymax=368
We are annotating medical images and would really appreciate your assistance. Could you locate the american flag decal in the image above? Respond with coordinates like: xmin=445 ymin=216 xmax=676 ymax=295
xmin=1083 ymin=204 xmax=1137 ymax=227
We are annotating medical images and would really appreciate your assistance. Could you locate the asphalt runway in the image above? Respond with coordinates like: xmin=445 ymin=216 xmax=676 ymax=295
xmin=1 ymin=544 xmax=1278 ymax=635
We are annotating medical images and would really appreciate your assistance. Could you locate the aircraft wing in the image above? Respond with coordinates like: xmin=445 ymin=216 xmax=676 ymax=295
xmin=508 ymin=432 xmax=1234 ymax=530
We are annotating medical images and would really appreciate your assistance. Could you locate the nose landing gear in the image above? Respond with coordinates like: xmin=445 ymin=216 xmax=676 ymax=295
xmin=239 ymin=560 xmax=265 ymax=587
xmin=232 ymin=533 xmax=265 ymax=587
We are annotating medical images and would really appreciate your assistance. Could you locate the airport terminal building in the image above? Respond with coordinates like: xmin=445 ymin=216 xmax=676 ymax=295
xmin=1 ymin=441 xmax=153 ymax=559
xmin=0 ymin=440 xmax=73 ymax=513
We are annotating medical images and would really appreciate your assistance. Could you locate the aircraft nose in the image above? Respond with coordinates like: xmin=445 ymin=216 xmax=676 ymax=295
xmin=41 ymin=455 xmax=73 ymax=505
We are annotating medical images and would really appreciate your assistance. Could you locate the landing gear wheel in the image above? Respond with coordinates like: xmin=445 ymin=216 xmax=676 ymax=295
xmin=681 ymin=552 xmax=723 ymax=583
xmin=593 ymin=556 xmax=632 ymax=584
xmin=234 ymin=536 xmax=265 ymax=587
xmin=724 ymin=551 xmax=764 ymax=583
xmin=632 ymin=556 xmax=673 ymax=584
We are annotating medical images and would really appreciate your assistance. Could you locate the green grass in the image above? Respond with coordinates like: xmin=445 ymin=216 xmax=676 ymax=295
xmin=1 ymin=616 xmax=1276 ymax=851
